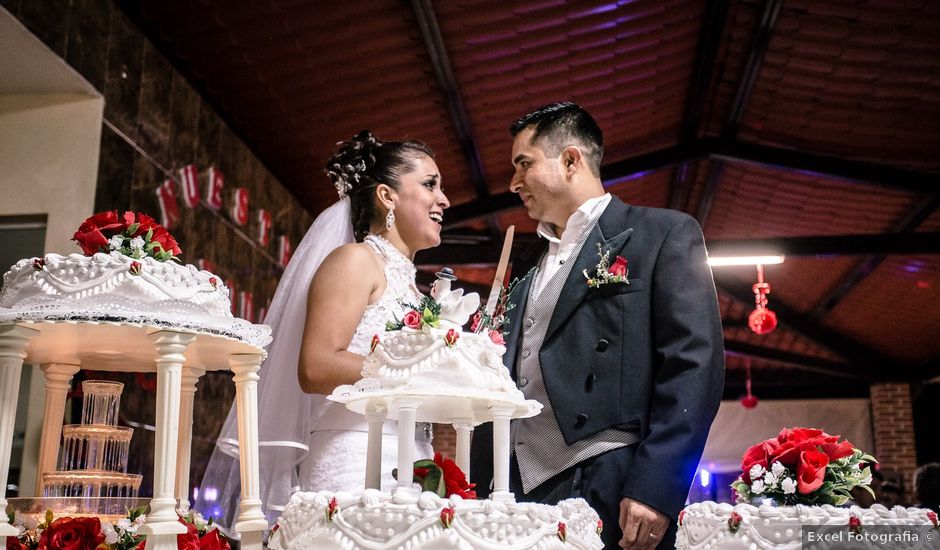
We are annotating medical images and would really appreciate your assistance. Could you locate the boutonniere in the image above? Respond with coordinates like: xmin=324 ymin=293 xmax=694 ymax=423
xmin=583 ymin=243 xmax=629 ymax=288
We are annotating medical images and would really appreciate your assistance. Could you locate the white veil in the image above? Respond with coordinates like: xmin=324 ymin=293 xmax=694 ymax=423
xmin=195 ymin=198 xmax=354 ymax=527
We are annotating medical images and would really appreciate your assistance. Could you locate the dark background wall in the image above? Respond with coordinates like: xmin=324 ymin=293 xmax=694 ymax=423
xmin=2 ymin=0 xmax=313 ymax=495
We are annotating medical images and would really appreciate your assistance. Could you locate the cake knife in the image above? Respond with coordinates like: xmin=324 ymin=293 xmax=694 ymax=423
xmin=481 ymin=225 xmax=514 ymax=326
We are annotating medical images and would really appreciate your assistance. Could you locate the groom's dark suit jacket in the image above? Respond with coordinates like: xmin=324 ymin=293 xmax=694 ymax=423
xmin=471 ymin=196 xmax=724 ymax=520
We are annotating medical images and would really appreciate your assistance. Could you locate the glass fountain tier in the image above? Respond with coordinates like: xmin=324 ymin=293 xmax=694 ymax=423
xmin=41 ymin=380 xmax=142 ymax=499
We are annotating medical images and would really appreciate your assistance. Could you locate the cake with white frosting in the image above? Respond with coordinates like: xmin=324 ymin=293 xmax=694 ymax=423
xmin=0 ymin=210 xmax=270 ymax=347
xmin=329 ymin=271 xmax=540 ymax=421
xmin=676 ymin=502 xmax=937 ymax=550
xmin=268 ymin=270 xmax=603 ymax=550
xmin=271 ymin=490 xmax=603 ymax=550
xmin=676 ymin=428 xmax=939 ymax=549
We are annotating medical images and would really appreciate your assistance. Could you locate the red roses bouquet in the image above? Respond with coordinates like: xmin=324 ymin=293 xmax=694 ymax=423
xmin=72 ymin=211 xmax=181 ymax=262
xmin=394 ymin=452 xmax=477 ymax=500
xmin=731 ymin=427 xmax=876 ymax=506
xmin=6 ymin=507 xmax=230 ymax=550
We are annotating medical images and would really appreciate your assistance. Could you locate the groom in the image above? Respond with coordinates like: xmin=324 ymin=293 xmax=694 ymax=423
xmin=471 ymin=103 xmax=724 ymax=549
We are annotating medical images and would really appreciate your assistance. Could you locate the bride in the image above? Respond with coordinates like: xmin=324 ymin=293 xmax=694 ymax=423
xmin=197 ymin=131 xmax=450 ymax=525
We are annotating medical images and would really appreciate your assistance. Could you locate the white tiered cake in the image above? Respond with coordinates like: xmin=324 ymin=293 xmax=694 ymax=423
xmin=0 ymin=251 xmax=268 ymax=347
xmin=268 ymin=272 xmax=604 ymax=550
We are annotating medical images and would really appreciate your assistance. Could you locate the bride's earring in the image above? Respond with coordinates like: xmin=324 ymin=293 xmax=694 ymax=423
xmin=385 ymin=207 xmax=395 ymax=230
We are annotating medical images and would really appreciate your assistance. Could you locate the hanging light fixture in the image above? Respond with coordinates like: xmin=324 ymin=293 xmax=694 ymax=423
xmin=748 ymin=264 xmax=777 ymax=335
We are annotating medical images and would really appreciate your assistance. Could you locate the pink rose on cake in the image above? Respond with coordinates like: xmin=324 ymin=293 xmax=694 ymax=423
xmin=732 ymin=427 xmax=875 ymax=506
xmin=403 ymin=310 xmax=422 ymax=329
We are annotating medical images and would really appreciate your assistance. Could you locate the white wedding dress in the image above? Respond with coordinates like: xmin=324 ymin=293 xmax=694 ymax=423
xmin=298 ymin=234 xmax=434 ymax=492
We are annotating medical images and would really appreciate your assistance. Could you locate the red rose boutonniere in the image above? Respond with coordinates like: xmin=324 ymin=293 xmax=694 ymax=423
xmin=584 ymin=243 xmax=629 ymax=288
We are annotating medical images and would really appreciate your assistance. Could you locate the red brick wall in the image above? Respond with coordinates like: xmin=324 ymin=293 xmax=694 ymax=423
xmin=433 ymin=423 xmax=458 ymax=459
xmin=870 ymin=382 xmax=918 ymax=498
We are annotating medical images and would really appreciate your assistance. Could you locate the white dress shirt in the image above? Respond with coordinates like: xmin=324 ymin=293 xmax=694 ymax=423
xmin=531 ymin=193 xmax=612 ymax=300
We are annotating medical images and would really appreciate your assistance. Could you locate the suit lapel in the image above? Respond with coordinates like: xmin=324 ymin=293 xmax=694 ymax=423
xmin=544 ymin=197 xmax=633 ymax=342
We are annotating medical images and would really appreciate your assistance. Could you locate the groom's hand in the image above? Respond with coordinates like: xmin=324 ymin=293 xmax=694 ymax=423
xmin=618 ymin=497 xmax=668 ymax=549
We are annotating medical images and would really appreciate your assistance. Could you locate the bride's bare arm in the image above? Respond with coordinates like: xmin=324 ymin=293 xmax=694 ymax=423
xmin=297 ymin=243 xmax=385 ymax=394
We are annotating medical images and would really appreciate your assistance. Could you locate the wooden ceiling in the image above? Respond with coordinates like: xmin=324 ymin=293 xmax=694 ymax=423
xmin=120 ymin=0 xmax=940 ymax=398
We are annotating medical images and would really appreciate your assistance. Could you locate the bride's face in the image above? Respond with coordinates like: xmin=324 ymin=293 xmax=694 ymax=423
xmin=391 ymin=155 xmax=449 ymax=252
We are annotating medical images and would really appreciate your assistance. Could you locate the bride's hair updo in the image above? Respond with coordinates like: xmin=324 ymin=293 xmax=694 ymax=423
xmin=327 ymin=130 xmax=435 ymax=242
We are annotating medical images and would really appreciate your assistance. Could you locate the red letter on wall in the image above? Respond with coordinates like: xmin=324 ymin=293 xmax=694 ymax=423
xmin=179 ymin=164 xmax=200 ymax=208
xmin=206 ymin=166 xmax=224 ymax=210
xmin=156 ymin=179 xmax=181 ymax=229
xmin=231 ymin=187 xmax=249 ymax=226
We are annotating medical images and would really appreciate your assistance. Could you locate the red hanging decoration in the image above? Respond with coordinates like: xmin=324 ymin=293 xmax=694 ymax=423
xmin=748 ymin=264 xmax=777 ymax=335
xmin=741 ymin=359 xmax=759 ymax=409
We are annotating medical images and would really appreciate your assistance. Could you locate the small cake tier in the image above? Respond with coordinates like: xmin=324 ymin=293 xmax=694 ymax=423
xmin=330 ymin=327 xmax=541 ymax=422
xmin=269 ymin=489 xmax=604 ymax=550
xmin=0 ymin=252 xmax=270 ymax=346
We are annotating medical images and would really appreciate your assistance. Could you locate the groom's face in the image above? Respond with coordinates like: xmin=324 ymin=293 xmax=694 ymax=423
xmin=509 ymin=127 xmax=569 ymax=227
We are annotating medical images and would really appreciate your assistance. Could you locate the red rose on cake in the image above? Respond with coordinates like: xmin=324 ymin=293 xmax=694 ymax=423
xmin=409 ymin=452 xmax=476 ymax=499
xmin=72 ymin=210 xmax=181 ymax=261
xmin=38 ymin=516 xmax=105 ymax=550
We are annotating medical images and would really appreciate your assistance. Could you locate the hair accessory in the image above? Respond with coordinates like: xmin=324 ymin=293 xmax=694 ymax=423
xmin=328 ymin=159 xmax=369 ymax=199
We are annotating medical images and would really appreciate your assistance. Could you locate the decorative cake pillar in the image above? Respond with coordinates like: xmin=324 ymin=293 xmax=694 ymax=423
xmin=453 ymin=419 xmax=473 ymax=480
xmin=231 ymin=353 xmax=268 ymax=550
xmin=393 ymin=397 xmax=422 ymax=494
xmin=364 ymin=406 xmax=387 ymax=490
xmin=0 ymin=324 xmax=39 ymax=542
xmin=138 ymin=330 xmax=197 ymax=550
xmin=489 ymin=402 xmax=516 ymax=501
xmin=34 ymin=362 xmax=81 ymax=494
xmin=176 ymin=364 xmax=206 ymax=510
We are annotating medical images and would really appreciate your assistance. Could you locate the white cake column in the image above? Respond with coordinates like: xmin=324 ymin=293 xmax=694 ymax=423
xmin=175 ymin=364 xmax=205 ymax=510
xmin=452 ymin=419 xmax=473 ymax=481
xmin=0 ymin=324 xmax=38 ymax=543
xmin=34 ymin=362 xmax=80 ymax=495
xmin=488 ymin=403 xmax=517 ymax=502
xmin=231 ymin=353 xmax=267 ymax=550
xmin=138 ymin=330 xmax=196 ymax=550
xmin=364 ymin=404 xmax=387 ymax=490
xmin=393 ymin=397 xmax=422 ymax=494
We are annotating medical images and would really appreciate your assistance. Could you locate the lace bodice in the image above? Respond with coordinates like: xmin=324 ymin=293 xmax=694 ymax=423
xmin=347 ymin=235 xmax=421 ymax=355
